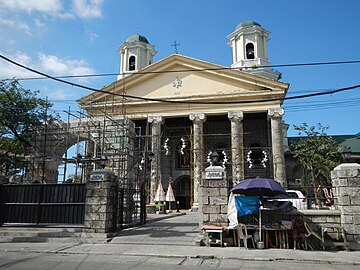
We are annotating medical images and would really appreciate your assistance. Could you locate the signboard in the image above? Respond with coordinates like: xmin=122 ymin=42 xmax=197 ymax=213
xmin=90 ymin=173 xmax=105 ymax=181
xmin=205 ymin=171 xmax=223 ymax=180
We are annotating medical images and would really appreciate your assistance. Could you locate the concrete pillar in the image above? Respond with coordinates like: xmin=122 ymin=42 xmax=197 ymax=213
xmin=83 ymin=170 xmax=118 ymax=236
xmin=189 ymin=113 xmax=206 ymax=211
xmin=201 ymin=165 xmax=228 ymax=228
xmin=148 ymin=115 xmax=164 ymax=204
xmin=331 ymin=163 xmax=360 ymax=250
xmin=228 ymin=111 xmax=244 ymax=187
xmin=268 ymin=108 xmax=287 ymax=187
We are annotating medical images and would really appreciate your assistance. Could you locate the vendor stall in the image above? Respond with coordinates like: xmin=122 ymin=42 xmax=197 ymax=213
xmin=227 ymin=178 xmax=293 ymax=249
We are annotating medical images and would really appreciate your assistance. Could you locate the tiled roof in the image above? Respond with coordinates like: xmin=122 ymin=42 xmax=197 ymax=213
xmin=288 ymin=134 xmax=360 ymax=154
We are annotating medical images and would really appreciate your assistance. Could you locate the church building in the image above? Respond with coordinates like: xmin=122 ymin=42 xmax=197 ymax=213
xmin=78 ymin=21 xmax=289 ymax=210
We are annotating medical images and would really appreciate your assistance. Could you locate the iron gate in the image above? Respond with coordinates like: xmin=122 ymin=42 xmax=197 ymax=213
xmin=0 ymin=183 xmax=86 ymax=225
xmin=117 ymin=183 xmax=147 ymax=229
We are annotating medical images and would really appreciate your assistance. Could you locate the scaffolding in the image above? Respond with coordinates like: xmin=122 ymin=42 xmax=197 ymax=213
xmin=22 ymin=101 xmax=136 ymax=187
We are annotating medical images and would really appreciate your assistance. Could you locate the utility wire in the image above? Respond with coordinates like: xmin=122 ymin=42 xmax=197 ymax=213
xmin=0 ymin=54 xmax=359 ymax=105
xmin=2 ymin=59 xmax=360 ymax=81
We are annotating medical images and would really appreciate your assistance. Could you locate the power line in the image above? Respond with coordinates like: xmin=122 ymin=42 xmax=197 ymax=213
xmin=284 ymin=98 xmax=360 ymax=112
xmin=1 ymin=58 xmax=360 ymax=82
xmin=0 ymin=53 xmax=359 ymax=105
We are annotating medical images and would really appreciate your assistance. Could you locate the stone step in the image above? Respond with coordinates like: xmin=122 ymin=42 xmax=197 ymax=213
xmin=0 ymin=235 xmax=83 ymax=243
xmin=0 ymin=226 xmax=84 ymax=243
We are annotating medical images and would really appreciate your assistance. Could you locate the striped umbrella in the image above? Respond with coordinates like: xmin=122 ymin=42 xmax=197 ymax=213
xmin=166 ymin=181 xmax=175 ymax=211
xmin=154 ymin=179 xmax=165 ymax=202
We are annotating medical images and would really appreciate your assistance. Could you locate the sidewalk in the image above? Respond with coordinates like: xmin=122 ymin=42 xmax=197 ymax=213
xmin=0 ymin=211 xmax=359 ymax=265
xmin=0 ymin=242 xmax=358 ymax=265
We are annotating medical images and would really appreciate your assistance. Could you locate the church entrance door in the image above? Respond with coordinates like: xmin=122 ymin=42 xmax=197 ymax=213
xmin=173 ymin=176 xmax=191 ymax=209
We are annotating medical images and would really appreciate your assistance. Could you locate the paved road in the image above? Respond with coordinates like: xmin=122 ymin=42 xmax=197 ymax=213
xmin=0 ymin=251 xmax=358 ymax=270
xmin=111 ymin=211 xmax=200 ymax=246
xmin=0 ymin=211 xmax=359 ymax=269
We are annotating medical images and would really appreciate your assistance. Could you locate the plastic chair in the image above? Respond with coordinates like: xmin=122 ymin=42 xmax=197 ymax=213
xmin=236 ymin=223 xmax=255 ymax=249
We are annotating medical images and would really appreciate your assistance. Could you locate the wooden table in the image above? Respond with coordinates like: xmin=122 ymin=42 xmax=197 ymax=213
xmin=262 ymin=227 xmax=292 ymax=249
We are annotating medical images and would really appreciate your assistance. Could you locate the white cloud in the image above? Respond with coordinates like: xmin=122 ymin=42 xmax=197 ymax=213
xmin=0 ymin=17 xmax=31 ymax=33
xmin=72 ymin=0 xmax=104 ymax=19
xmin=38 ymin=53 xmax=95 ymax=82
xmin=0 ymin=51 xmax=37 ymax=79
xmin=48 ymin=88 xmax=75 ymax=100
xmin=0 ymin=0 xmax=104 ymax=27
xmin=0 ymin=51 xmax=95 ymax=83
xmin=34 ymin=18 xmax=47 ymax=29
xmin=87 ymin=30 xmax=99 ymax=42
xmin=0 ymin=0 xmax=63 ymax=15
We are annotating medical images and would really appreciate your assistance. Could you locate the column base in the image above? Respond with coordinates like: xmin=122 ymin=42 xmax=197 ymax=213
xmin=191 ymin=203 xmax=199 ymax=212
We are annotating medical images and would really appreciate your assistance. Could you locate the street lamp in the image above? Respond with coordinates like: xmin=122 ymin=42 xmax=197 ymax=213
xmin=100 ymin=155 xmax=108 ymax=169
xmin=210 ymin=151 xmax=220 ymax=166
xmin=342 ymin=147 xmax=351 ymax=163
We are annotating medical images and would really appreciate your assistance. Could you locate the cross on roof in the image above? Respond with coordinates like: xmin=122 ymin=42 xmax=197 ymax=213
xmin=171 ymin=40 xmax=180 ymax=54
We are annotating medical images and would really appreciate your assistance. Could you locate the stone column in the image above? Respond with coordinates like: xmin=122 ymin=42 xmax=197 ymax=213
xmin=268 ymin=108 xmax=287 ymax=187
xmin=189 ymin=113 xmax=206 ymax=211
xmin=83 ymin=170 xmax=118 ymax=237
xmin=228 ymin=111 xmax=244 ymax=187
xmin=331 ymin=163 xmax=360 ymax=251
xmin=148 ymin=115 xmax=164 ymax=204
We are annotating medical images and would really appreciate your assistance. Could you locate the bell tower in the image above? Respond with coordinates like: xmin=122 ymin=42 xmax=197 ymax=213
xmin=227 ymin=21 xmax=280 ymax=80
xmin=117 ymin=34 xmax=157 ymax=80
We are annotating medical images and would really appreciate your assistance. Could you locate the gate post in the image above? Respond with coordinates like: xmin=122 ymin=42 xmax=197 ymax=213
xmin=82 ymin=169 xmax=118 ymax=240
xmin=201 ymin=160 xmax=228 ymax=228
xmin=331 ymin=163 xmax=360 ymax=250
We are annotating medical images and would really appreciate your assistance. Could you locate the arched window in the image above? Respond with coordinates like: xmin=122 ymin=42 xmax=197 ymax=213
xmin=246 ymin=43 xmax=255 ymax=59
xmin=129 ymin=56 xmax=136 ymax=71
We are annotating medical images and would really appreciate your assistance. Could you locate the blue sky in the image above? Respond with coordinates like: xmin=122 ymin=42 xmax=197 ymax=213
xmin=0 ymin=0 xmax=359 ymax=137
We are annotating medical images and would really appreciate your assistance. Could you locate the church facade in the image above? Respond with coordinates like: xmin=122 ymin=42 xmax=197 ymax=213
xmin=78 ymin=21 xmax=289 ymax=210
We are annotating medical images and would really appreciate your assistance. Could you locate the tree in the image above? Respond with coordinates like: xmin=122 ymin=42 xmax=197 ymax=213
xmin=65 ymin=174 xmax=82 ymax=183
xmin=290 ymin=123 xmax=343 ymax=205
xmin=0 ymin=80 xmax=56 ymax=179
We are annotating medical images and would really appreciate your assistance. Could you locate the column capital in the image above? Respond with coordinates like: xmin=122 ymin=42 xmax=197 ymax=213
xmin=147 ymin=115 xmax=164 ymax=124
xmin=189 ymin=113 xmax=206 ymax=122
xmin=268 ymin=108 xmax=285 ymax=118
xmin=228 ymin=111 xmax=244 ymax=122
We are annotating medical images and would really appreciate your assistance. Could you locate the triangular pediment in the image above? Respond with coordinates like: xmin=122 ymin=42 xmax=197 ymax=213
xmin=78 ymin=54 xmax=289 ymax=119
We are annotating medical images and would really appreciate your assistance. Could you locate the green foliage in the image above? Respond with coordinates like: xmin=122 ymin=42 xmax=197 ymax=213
xmin=290 ymin=123 xmax=343 ymax=188
xmin=0 ymin=80 xmax=56 ymax=178
xmin=65 ymin=174 xmax=82 ymax=183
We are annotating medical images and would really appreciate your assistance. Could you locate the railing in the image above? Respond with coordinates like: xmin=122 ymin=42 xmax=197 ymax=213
xmin=277 ymin=186 xmax=337 ymax=211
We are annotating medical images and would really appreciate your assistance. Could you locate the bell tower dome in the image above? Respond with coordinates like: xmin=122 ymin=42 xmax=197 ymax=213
xmin=117 ymin=34 xmax=157 ymax=80
xmin=227 ymin=21 xmax=280 ymax=80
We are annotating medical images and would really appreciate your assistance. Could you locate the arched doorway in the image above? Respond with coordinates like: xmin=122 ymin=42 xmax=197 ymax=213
xmin=173 ymin=175 xmax=191 ymax=209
